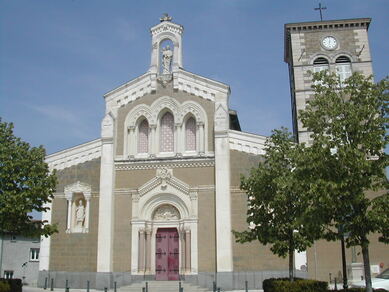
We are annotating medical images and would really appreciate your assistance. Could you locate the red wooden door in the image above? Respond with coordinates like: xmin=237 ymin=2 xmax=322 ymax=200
xmin=155 ymin=228 xmax=179 ymax=280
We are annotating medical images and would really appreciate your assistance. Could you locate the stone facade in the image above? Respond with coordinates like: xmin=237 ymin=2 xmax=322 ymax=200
xmin=38 ymin=16 xmax=386 ymax=291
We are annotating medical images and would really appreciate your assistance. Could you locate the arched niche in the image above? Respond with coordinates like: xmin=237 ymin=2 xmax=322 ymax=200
xmin=64 ymin=181 xmax=91 ymax=233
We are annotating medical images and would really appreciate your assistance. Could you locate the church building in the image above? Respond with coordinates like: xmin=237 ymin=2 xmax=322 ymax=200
xmin=38 ymin=15 xmax=388 ymax=290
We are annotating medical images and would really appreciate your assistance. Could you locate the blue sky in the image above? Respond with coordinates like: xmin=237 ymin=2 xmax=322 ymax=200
xmin=1 ymin=0 xmax=388 ymax=155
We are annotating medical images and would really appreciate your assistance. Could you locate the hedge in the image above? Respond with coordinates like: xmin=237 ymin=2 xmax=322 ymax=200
xmin=0 ymin=279 xmax=22 ymax=292
xmin=0 ymin=281 xmax=10 ymax=292
xmin=263 ymin=278 xmax=328 ymax=292
xmin=337 ymin=289 xmax=388 ymax=292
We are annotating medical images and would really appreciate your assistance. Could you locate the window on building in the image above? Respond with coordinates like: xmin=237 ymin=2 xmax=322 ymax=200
xmin=4 ymin=270 xmax=13 ymax=279
xmin=336 ymin=56 xmax=352 ymax=84
xmin=137 ymin=119 xmax=149 ymax=154
xmin=160 ymin=112 xmax=174 ymax=152
xmin=313 ymin=57 xmax=329 ymax=73
xmin=185 ymin=117 xmax=196 ymax=151
xmin=30 ymin=248 xmax=40 ymax=261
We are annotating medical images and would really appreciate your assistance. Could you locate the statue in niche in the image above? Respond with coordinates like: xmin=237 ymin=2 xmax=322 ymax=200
xmin=161 ymin=46 xmax=173 ymax=74
xmin=75 ymin=199 xmax=85 ymax=228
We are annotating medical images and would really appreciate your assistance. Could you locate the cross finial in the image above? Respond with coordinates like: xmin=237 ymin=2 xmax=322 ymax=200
xmin=160 ymin=13 xmax=172 ymax=22
xmin=314 ymin=3 xmax=327 ymax=21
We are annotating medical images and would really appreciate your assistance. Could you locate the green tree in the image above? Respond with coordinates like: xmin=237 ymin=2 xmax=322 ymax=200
xmin=0 ymin=118 xmax=57 ymax=237
xmin=233 ymin=128 xmax=318 ymax=281
xmin=299 ymin=72 xmax=389 ymax=292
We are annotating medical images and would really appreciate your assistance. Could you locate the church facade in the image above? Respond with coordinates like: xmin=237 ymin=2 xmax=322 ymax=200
xmin=38 ymin=16 xmax=388 ymax=290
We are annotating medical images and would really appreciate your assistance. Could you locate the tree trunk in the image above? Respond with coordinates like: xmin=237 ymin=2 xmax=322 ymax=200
xmin=289 ymin=247 xmax=294 ymax=282
xmin=361 ymin=239 xmax=372 ymax=292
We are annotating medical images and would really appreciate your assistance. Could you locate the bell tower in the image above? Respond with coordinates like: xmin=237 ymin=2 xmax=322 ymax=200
xmin=149 ymin=14 xmax=184 ymax=75
xmin=284 ymin=18 xmax=373 ymax=143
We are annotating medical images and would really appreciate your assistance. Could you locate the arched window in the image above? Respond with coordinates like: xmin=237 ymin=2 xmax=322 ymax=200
xmin=160 ymin=112 xmax=174 ymax=152
xmin=313 ymin=57 xmax=329 ymax=73
xmin=137 ymin=119 xmax=149 ymax=154
xmin=336 ymin=56 xmax=352 ymax=84
xmin=185 ymin=117 xmax=196 ymax=151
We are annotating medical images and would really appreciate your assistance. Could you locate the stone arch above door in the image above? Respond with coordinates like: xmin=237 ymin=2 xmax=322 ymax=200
xmin=130 ymin=167 xmax=198 ymax=276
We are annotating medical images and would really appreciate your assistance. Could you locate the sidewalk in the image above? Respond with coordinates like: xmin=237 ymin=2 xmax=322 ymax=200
xmin=23 ymin=287 xmax=263 ymax=292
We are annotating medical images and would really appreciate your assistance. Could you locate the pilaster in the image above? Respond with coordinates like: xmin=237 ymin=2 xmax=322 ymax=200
xmin=214 ymin=92 xmax=233 ymax=272
xmin=97 ymin=113 xmax=115 ymax=272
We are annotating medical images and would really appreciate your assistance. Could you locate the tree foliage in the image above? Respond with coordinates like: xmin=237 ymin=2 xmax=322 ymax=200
xmin=0 ymin=119 xmax=57 ymax=237
xmin=298 ymin=72 xmax=389 ymax=292
xmin=233 ymin=128 xmax=319 ymax=281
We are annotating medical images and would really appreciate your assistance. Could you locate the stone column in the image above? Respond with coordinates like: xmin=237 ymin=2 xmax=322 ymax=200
xmin=175 ymin=123 xmax=181 ymax=155
xmin=145 ymin=229 xmax=152 ymax=273
xmin=180 ymin=228 xmax=186 ymax=274
xmin=128 ymin=126 xmax=136 ymax=157
xmin=198 ymin=122 xmax=205 ymax=154
xmin=138 ymin=229 xmax=145 ymax=272
xmin=84 ymin=196 xmax=90 ymax=232
xmin=185 ymin=229 xmax=191 ymax=272
xmin=66 ymin=198 xmax=72 ymax=232
xmin=150 ymin=125 xmax=157 ymax=156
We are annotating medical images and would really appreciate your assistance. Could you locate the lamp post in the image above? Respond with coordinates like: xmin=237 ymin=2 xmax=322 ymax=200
xmin=338 ymin=225 xmax=348 ymax=290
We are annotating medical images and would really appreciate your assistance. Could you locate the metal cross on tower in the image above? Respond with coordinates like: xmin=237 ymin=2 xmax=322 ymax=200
xmin=314 ymin=3 xmax=327 ymax=21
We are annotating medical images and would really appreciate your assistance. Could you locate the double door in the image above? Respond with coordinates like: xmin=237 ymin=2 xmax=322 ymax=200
xmin=155 ymin=228 xmax=179 ymax=280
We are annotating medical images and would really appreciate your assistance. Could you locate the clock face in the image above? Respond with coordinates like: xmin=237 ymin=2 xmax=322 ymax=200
xmin=322 ymin=36 xmax=337 ymax=50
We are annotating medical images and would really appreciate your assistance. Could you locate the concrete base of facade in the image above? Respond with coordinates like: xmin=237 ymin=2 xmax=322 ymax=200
xmin=187 ymin=271 xmax=308 ymax=290
xmin=38 ymin=270 xmax=308 ymax=290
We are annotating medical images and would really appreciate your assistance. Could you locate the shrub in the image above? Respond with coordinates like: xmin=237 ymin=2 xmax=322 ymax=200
xmin=0 ymin=281 xmax=10 ymax=292
xmin=0 ymin=279 xmax=21 ymax=292
xmin=337 ymin=289 xmax=388 ymax=292
xmin=263 ymin=278 xmax=328 ymax=292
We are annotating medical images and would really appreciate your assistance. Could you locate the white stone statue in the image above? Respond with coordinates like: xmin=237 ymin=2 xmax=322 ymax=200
xmin=75 ymin=200 xmax=85 ymax=227
xmin=161 ymin=46 xmax=173 ymax=74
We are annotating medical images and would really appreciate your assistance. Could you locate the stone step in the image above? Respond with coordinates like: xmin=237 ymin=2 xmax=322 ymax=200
xmin=119 ymin=281 xmax=210 ymax=292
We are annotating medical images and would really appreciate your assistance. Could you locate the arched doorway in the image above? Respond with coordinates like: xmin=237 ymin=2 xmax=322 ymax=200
xmin=155 ymin=228 xmax=179 ymax=280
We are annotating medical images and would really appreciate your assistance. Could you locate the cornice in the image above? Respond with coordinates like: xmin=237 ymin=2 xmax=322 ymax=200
xmin=150 ymin=21 xmax=184 ymax=36
xmin=115 ymin=157 xmax=215 ymax=171
xmin=228 ymin=130 xmax=267 ymax=155
xmin=285 ymin=18 xmax=371 ymax=32
xmin=102 ymin=70 xmax=230 ymax=113
xmin=45 ymin=139 xmax=102 ymax=171
xmin=173 ymin=70 xmax=230 ymax=98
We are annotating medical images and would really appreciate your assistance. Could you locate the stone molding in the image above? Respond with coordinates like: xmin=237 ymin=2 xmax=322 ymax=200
xmin=45 ymin=139 xmax=102 ymax=171
xmin=172 ymin=70 xmax=230 ymax=100
xmin=64 ymin=181 xmax=92 ymax=200
xmin=228 ymin=130 xmax=267 ymax=155
xmin=103 ymin=70 xmax=230 ymax=114
xmin=138 ymin=167 xmax=191 ymax=197
xmin=115 ymin=159 xmax=215 ymax=170
xmin=150 ymin=21 xmax=184 ymax=37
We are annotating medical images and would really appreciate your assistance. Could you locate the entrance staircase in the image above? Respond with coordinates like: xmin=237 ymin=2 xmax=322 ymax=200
xmin=119 ymin=281 xmax=211 ymax=292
